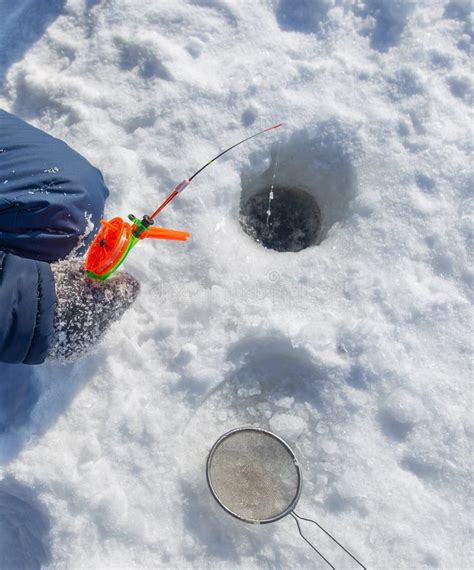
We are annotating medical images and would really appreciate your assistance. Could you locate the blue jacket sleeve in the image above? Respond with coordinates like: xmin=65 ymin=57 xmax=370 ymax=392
xmin=0 ymin=109 xmax=109 ymax=364
xmin=0 ymin=109 xmax=109 ymax=262
xmin=0 ymin=251 xmax=56 ymax=364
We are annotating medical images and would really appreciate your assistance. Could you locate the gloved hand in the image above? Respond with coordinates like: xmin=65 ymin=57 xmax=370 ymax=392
xmin=47 ymin=260 xmax=139 ymax=362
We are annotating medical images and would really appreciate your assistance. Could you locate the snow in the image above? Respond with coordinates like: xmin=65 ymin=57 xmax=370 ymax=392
xmin=0 ymin=0 xmax=472 ymax=568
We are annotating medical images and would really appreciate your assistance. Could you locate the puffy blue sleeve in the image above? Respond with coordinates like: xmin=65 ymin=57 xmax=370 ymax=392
xmin=0 ymin=252 xmax=56 ymax=364
xmin=0 ymin=108 xmax=109 ymax=262
xmin=0 ymin=109 xmax=109 ymax=364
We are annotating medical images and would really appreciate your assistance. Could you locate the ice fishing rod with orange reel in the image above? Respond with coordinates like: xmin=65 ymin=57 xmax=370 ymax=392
xmin=85 ymin=123 xmax=283 ymax=280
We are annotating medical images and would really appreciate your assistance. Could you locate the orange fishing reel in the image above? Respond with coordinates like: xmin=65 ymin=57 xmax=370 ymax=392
xmin=85 ymin=214 xmax=190 ymax=280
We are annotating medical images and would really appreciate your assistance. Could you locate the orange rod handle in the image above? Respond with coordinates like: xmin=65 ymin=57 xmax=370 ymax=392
xmin=144 ymin=227 xmax=191 ymax=241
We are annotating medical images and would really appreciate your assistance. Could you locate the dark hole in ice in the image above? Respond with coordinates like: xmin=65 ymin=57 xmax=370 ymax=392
xmin=240 ymin=186 xmax=321 ymax=252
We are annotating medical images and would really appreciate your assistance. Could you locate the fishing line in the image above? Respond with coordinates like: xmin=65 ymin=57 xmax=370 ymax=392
xmin=266 ymin=139 xmax=281 ymax=227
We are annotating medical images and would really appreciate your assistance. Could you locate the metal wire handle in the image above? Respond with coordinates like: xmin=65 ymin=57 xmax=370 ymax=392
xmin=291 ymin=512 xmax=366 ymax=569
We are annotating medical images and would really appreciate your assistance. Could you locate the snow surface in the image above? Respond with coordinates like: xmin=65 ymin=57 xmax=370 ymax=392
xmin=0 ymin=0 xmax=473 ymax=568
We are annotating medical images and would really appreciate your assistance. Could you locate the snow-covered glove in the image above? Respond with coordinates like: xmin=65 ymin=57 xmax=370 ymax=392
xmin=47 ymin=259 xmax=139 ymax=362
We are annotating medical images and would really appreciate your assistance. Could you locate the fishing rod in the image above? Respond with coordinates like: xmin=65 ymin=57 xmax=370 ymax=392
xmin=85 ymin=123 xmax=283 ymax=280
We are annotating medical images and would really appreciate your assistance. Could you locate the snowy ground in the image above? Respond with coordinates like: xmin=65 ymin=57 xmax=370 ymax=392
xmin=0 ymin=0 xmax=473 ymax=568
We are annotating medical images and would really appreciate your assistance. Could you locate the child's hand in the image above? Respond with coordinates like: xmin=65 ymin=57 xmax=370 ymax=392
xmin=47 ymin=259 xmax=139 ymax=362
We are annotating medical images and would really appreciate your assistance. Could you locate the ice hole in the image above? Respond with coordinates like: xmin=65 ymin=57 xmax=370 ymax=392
xmin=239 ymin=122 xmax=359 ymax=252
xmin=240 ymin=185 xmax=322 ymax=252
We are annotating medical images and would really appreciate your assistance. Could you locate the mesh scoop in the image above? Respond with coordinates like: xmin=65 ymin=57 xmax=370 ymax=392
xmin=207 ymin=427 xmax=301 ymax=523
xmin=207 ymin=427 xmax=366 ymax=569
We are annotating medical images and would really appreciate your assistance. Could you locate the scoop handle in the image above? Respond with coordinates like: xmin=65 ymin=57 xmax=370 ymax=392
xmin=291 ymin=512 xmax=366 ymax=569
xmin=291 ymin=513 xmax=335 ymax=569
